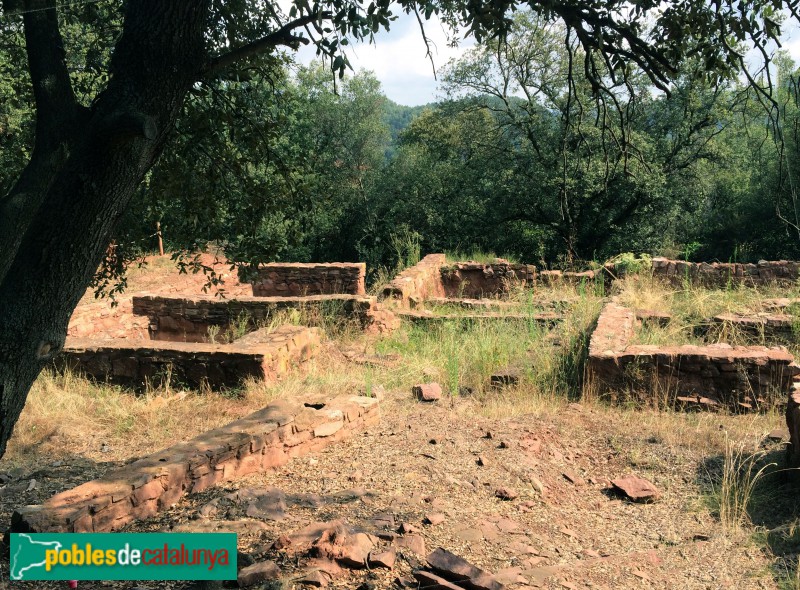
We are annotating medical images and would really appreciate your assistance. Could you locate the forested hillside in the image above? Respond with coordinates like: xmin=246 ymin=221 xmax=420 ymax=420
xmin=3 ymin=12 xmax=800 ymax=275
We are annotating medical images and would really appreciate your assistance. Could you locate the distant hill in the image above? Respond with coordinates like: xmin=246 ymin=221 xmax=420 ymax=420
xmin=382 ymin=99 xmax=435 ymax=157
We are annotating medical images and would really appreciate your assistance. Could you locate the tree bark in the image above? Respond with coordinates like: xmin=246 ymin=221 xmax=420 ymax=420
xmin=0 ymin=0 xmax=210 ymax=457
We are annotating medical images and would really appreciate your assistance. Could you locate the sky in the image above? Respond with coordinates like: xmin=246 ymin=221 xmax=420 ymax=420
xmin=292 ymin=12 xmax=474 ymax=106
xmin=291 ymin=13 xmax=800 ymax=108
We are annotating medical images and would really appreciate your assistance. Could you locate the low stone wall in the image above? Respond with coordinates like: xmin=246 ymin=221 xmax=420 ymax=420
xmin=587 ymin=302 xmax=800 ymax=410
xmin=58 ymin=325 xmax=320 ymax=390
xmin=132 ymin=293 xmax=376 ymax=342
xmin=440 ymin=261 xmax=536 ymax=298
xmin=710 ymin=313 xmax=796 ymax=342
xmin=397 ymin=310 xmax=560 ymax=326
xmin=648 ymin=257 xmax=800 ymax=287
xmin=382 ymin=254 xmax=447 ymax=306
xmin=247 ymin=263 xmax=366 ymax=297
xmin=11 ymin=394 xmax=380 ymax=533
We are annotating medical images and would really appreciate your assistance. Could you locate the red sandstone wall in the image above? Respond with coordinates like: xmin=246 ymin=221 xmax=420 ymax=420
xmin=132 ymin=293 xmax=376 ymax=342
xmin=58 ymin=326 xmax=321 ymax=390
xmin=12 ymin=394 xmax=379 ymax=533
xmin=587 ymin=301 xmax=800 ymax=410
xmin=248 ymin=263 xmax=366 ymax=296
xmin=440 ymin=262 xmax=536 ymax=298
xmin=647 ymin=257 xmax=800 ymax=287
xmin=382 ymin=254 xmax=447 ymax=306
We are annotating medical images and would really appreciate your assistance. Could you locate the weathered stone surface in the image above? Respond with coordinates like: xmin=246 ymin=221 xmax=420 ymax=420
xmin=494 ymin=487 xmax=518 ymax=501
xmin=413 ymin=383 xmax=443 ymax=402
xmin=610 ymin=475 xmax=661 ymax=503
xmin=440 ymin=262 xmax=536 ymax=299
xmin=645 ymin=257 xmax=800 ymax=288
xmin=59 ymin=325 xmax=321 ymax=390
xmin=426 ymin=548 xmax=505 ymax=590
xmin=382 ymin=254 xmax=447 ymax=307
xmin=413 ymin=570 xmax=464 ymax=590
xmin=394 ymin=534 xmax=427 ymax=556
xmin=245 ymin=262 xmax=366 ymax=297
xmin=237 ymin=561 xmax=280 ymax=587
xmin=368 ymin=548 xmax=397 ymax=569
xmin=587 ymin=301 xmax=800 ymax=411
xmin=11 ymin=395 xmax=379 ymax=533
xmin=132 ymin=293 xmax=377 ymax=342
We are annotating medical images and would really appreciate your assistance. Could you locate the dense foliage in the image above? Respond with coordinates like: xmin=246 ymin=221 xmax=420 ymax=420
xmin=4 ymin=10 xmax=800 ymax=272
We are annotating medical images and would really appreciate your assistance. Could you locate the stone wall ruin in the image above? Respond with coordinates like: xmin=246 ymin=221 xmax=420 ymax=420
xmin=247 ymin=262 xmax=366 ymax=297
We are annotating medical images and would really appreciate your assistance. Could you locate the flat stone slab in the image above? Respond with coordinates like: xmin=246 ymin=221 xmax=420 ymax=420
xmin=58 ymin=325 xmax=320 ymax=389
xmin=11 ymin=394 xmax=379 ymax=533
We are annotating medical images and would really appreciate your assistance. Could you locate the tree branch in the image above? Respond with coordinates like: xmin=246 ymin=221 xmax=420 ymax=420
xmin=202 ymin=14 xmax=324 ymax=78
xmin=20 ymin=0 xmax=79 ymax=149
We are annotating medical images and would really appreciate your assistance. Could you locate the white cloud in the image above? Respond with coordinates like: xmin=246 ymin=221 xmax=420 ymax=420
xmin=291 ymin=12 xmax=474 ymax=106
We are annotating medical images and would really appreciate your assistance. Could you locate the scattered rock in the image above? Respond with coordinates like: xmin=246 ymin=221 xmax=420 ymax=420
xmin=494 ymin=566 xmax=527 ymax=585
xmin=394 ymin=534 xmax=427 ymax=556
xmin=561 ymin=470 xmax=585 ymax=486
xmin=477 ymin=456 xmax=488 ymax=467
xmin=495 ymin=487 xmax=519 ymax=501
xmin=237 ymin=561 xmax=280 ymax=587
xmin=413 ymin=383 xmax=443 ymax=402
xmin=413 ymin=570 xmax=463 ymax=590
xmin=296 ymin=569 xmax=330 ymax=588
xmin=424 ymin=513 xmax=446 ymax=526
xmin=371 ymin=512 xmax=396 ymax=530
xmin=498 ymin=441 xmax=511 ymax=449
xmin=399 ymin=522 xmax=420 ymax=534
xmin=237 ymin=551 xmax=256 ymax=570
xmin=368 ymin=547 xmax=397 ymax=569
xmin=610 ymin=475 xmax=661 ymax=503
xmin=426 ymin=547 xmax=505 ymax=590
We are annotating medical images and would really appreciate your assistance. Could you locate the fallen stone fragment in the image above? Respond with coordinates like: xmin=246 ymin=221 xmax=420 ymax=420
xmin=237 ymin=560 xmax=280 ymax=587
xmin=495 ymin=487 xmax=518 ymax=501
xmin=368 ymin=547 xmax=397 ymax=569
xmin=312 ymin=524 xmax=374 ymax=568
xmin=494 ymin=566 xmax=527 ymax=585
xmin=395 ymin=575 xmax=418 ymax=588
xmin=394 ymin=534 xmax=427 ymax=556
xmin=413 ymin=570 xmax=464 ymax=590
xmin=610 ymin=475 xmax=661 ymax=503
xmin=426 ymin=547 xmax=505 ymax=590
xmin=296 ymin=569 xmax=330 ymax=588
xmin=561 ymin=470 xmax=585 ymax=486
xmin=477 ymin=456 xmax=488 ymax=467
xmin=498 ymin=441 xmax=511 ymax=449
xmin=424 ymin=513 xmax=446 ymax=526
xmin=413 ymin=383 xmax=443 ymax=402
xmin=399 ymin=522 xmax=420 ymax=534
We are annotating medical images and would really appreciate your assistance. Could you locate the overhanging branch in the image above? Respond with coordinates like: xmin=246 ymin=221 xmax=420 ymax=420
xmin=202 ymin=13 xmax=326 ymax=78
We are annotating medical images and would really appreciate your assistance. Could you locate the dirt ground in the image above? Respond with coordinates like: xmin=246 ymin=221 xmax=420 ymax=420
xmin=0 ymin=257 xmax=797 ymax=589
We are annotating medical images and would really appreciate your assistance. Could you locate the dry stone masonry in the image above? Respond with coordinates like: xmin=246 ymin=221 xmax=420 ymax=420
xmin=247 ymin=262 xmax=366 ymax=297
xmin=439 ymin=261 xmax=536 ymax=298
xmin=646 ymin=257 xmax=800 ymax=287
xmin=588 ymin=301 xmax=800 ymax=410
xmin=383 ymin=254 xmax=447 ymax=306
xmin=59 ymin=325 xmax=320 ymax=390
xmin=11 ymin=393 xmax=380 ymax=533
xmin=133 ymin=293 xmax=376 ymax=342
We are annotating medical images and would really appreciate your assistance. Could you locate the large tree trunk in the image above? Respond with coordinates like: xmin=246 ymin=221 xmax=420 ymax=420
xmin=0 ymin=0 xmax=210 ymax=457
